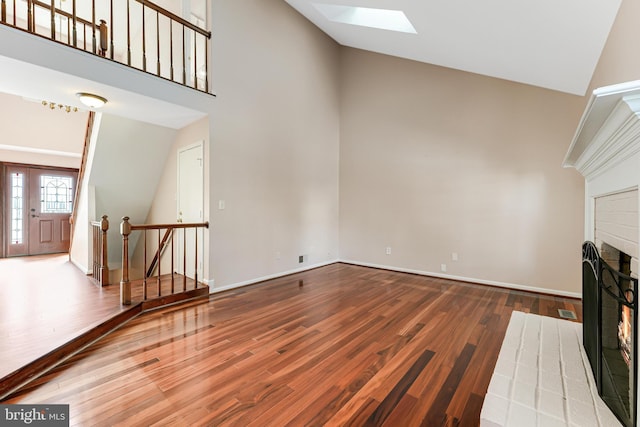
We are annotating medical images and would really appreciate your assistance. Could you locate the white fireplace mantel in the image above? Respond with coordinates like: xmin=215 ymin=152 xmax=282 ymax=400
xmin=563 ymin=79 xmax=640 ymax=260
xmin=562 ymin=80 xmax=640 ymax=427
xmin=564 ymin=80 xmax=640 ymax=180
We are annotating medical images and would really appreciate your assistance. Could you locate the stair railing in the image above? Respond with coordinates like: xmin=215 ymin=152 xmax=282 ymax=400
xmin=119 ymin=216 xmax=208 ymax=305
xmin=68 ymin=111 xmax=95 ymax=258
xmin=146 ymin=227 xmax=172 ymax=278
xmin=0 ymin=0 xmax=211 ymax=92
xmin=90 ymin=215 xmax=110 ymax=286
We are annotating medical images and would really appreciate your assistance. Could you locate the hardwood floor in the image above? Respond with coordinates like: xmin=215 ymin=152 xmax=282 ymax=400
xmin=4 ymin=263 xmax=582 ymax=426
xmin=0 ymin=254 xmax=127 ymax=381
xmin=0 ymin=254 xmax=207 ymax=398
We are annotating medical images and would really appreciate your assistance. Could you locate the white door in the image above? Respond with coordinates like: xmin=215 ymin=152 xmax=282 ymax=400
xmin=177 ymin=142 xmax=204 ymax=280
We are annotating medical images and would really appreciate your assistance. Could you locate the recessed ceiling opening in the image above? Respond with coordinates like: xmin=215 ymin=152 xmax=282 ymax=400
xmin=313 ymin=4 xmax=417 ymax=34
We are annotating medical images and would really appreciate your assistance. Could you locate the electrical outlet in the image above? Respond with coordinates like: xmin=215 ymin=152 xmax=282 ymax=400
xmin=441 ymin=264 xmax=447 ymax=272
xmin=218 ymin=200 xmax=225 ymax=210
xmin=452 ymin=252 xmax=458 ymax=261
xmin=385 ymin=247 xmax=391 ymax=255
xmin=299 ymin=255 xmax=304 ymax=263
xmin=276 ymin=251 xmax=281 ymax=260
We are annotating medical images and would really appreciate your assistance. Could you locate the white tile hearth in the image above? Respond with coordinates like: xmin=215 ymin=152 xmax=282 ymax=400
xmin=480 ymin=311 xmax=623 ymax=427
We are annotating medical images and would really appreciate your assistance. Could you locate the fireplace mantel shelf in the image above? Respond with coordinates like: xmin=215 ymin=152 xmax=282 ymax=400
xmin=564 ymin=80 xmax=640 ymax=180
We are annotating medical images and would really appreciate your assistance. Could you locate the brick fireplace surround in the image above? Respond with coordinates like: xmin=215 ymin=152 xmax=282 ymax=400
xmin=565 ymin=80 xmax=640 ymax=427
xmin=480 ymin=311 xmax=622 ymax=426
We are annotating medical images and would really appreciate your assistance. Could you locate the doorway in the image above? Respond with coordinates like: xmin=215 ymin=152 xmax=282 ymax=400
xmin=5 ymin=164 xmax=77 ymax=257
xmin=176 ymin=142 xmax=204 ymax=279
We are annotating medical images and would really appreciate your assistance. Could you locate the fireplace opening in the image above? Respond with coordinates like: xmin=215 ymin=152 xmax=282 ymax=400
xmin=583 ymin=241 xmax=637 ymax=427
xmin=602 ymin=243 xmax=634 ymax=366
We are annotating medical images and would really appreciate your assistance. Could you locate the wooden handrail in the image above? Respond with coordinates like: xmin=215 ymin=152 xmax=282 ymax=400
xmin=134 ymin=0 xmax=210 ymax=38
xmin=68 ymin=111 xmax=95 ymax=258
xmin=120 ymin=217 xmax=208 ymax=305
xmin=90 ymin=215 xmax=110 ymax=286
xmin=131 ymin=221 xmax=209 ymax=231
xmin=32 ymin=0 xmax=98 ymax=29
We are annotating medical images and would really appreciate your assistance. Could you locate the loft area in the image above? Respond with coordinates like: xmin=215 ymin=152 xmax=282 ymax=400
xmin=0 ymin=0 xmax=211 ymax=93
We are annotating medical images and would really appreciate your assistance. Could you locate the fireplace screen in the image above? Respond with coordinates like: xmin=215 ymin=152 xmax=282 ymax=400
xmin=620 ymin=290 xmax=633 ymax=367
xmin=583 ymin=241 xmax=637 ymax=427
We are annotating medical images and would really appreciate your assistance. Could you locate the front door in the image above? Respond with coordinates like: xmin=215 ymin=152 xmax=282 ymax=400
xmin=6 ymin=165 xmax=76 ymax=257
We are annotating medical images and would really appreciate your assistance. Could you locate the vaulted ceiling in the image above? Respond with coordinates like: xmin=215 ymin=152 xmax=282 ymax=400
xmin=285 ymin=0 xmax=623 ymax=96
xmin=0 ymin=0 xmax=624 ymax=155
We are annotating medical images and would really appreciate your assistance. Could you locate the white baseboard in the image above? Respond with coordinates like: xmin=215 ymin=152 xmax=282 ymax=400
xmin=338 ymin=259 xmax=582 ymax=299
xmin=69 ymin=255 xmax=91 ymax=275
xmin=209 ymin=259 xmax=339 ymax=294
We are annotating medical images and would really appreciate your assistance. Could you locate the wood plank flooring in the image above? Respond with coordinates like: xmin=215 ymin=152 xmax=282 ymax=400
xmin=4 ymin=263 xmax=582 ymax=426
xmin=0 ymin=254 xmax=127 ymax=381
xmin=0 ymin=254 xmax=207 ymax=398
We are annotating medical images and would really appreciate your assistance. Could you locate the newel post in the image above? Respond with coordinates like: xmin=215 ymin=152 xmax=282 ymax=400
xmin=99 ymin=19 xmax=108 ymax=57
xmin=100 ymin=215 xmax=110 ymax=286
xmin=120 ymin=216 xmax=131 ymax=305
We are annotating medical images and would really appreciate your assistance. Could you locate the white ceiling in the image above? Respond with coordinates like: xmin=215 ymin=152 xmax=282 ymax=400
xmin=285 ymin=0 xmax=622 ymax=95
xmin=0 ymin=54 xmax=205 ymax=130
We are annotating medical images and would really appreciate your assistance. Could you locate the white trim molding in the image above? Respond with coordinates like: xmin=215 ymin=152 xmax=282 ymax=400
xmin=0 ymin=144 xmax=81 ymax=158
xmin=339 ymin=259 xmax=582 ymax=299
xmin=69 ymin=255 xmax=91 ymax=275
xmin=205 ymin=260 xmax=581 ymax=299
xmin=564 ymin=80 xmax=640 ymax=180
xmin=208 ymin=260 xmax=339 ymax=294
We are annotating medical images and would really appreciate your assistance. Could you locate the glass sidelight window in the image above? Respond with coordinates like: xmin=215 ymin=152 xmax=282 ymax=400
xmin=11 ymin=173 xmax=24 ymax=245
xmin=40 ymin=175 xmax=73 ymax=214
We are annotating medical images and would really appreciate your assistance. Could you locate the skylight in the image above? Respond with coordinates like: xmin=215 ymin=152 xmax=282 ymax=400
xmin=313 ymin=4 xmax=417 ymax=34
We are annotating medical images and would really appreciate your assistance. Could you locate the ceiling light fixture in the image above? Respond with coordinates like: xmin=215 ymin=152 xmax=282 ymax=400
xmin=41 ymin=100 xmax=78 ymax=113
xmin=76 ymin=92 xmax=108 ymax=109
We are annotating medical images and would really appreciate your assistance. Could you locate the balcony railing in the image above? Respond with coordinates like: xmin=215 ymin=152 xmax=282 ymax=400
xmin=0 ymin=0 xmax=211 ymax=92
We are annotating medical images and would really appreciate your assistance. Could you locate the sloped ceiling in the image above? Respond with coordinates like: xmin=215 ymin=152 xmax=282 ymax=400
xmin=285 ymin=0 xmax=622 ymax=95
xmin=89 ymin=114 xmax=177 ymax=263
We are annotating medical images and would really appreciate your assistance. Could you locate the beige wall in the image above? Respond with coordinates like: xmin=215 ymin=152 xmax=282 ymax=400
xmin=140 ymin=117 xmax=210 ymax=278
xmin=145 ymin=117 xmax=210 ymax=225
xmin=207 ymin=0 xmax=341 ymax=288
xmin=587 ymin=0 xmax=640 ymax=92
xmin=147 ymin=0 xmax=640 ymax=295
xmin=338 ymin=49 xmax=586 ymax=295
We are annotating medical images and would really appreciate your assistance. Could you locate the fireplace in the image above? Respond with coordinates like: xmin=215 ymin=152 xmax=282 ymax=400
xmin=583 ymin=241 xmax=637 ymax=426
xmin=565 ymin=80 xmax=640 ymax=427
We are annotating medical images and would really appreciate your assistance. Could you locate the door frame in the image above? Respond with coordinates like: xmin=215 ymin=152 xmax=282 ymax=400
xmin=2 ymin=162 xmax=79 ymax=258
xmin=176 ymin=141 xmax=205 ymax=278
